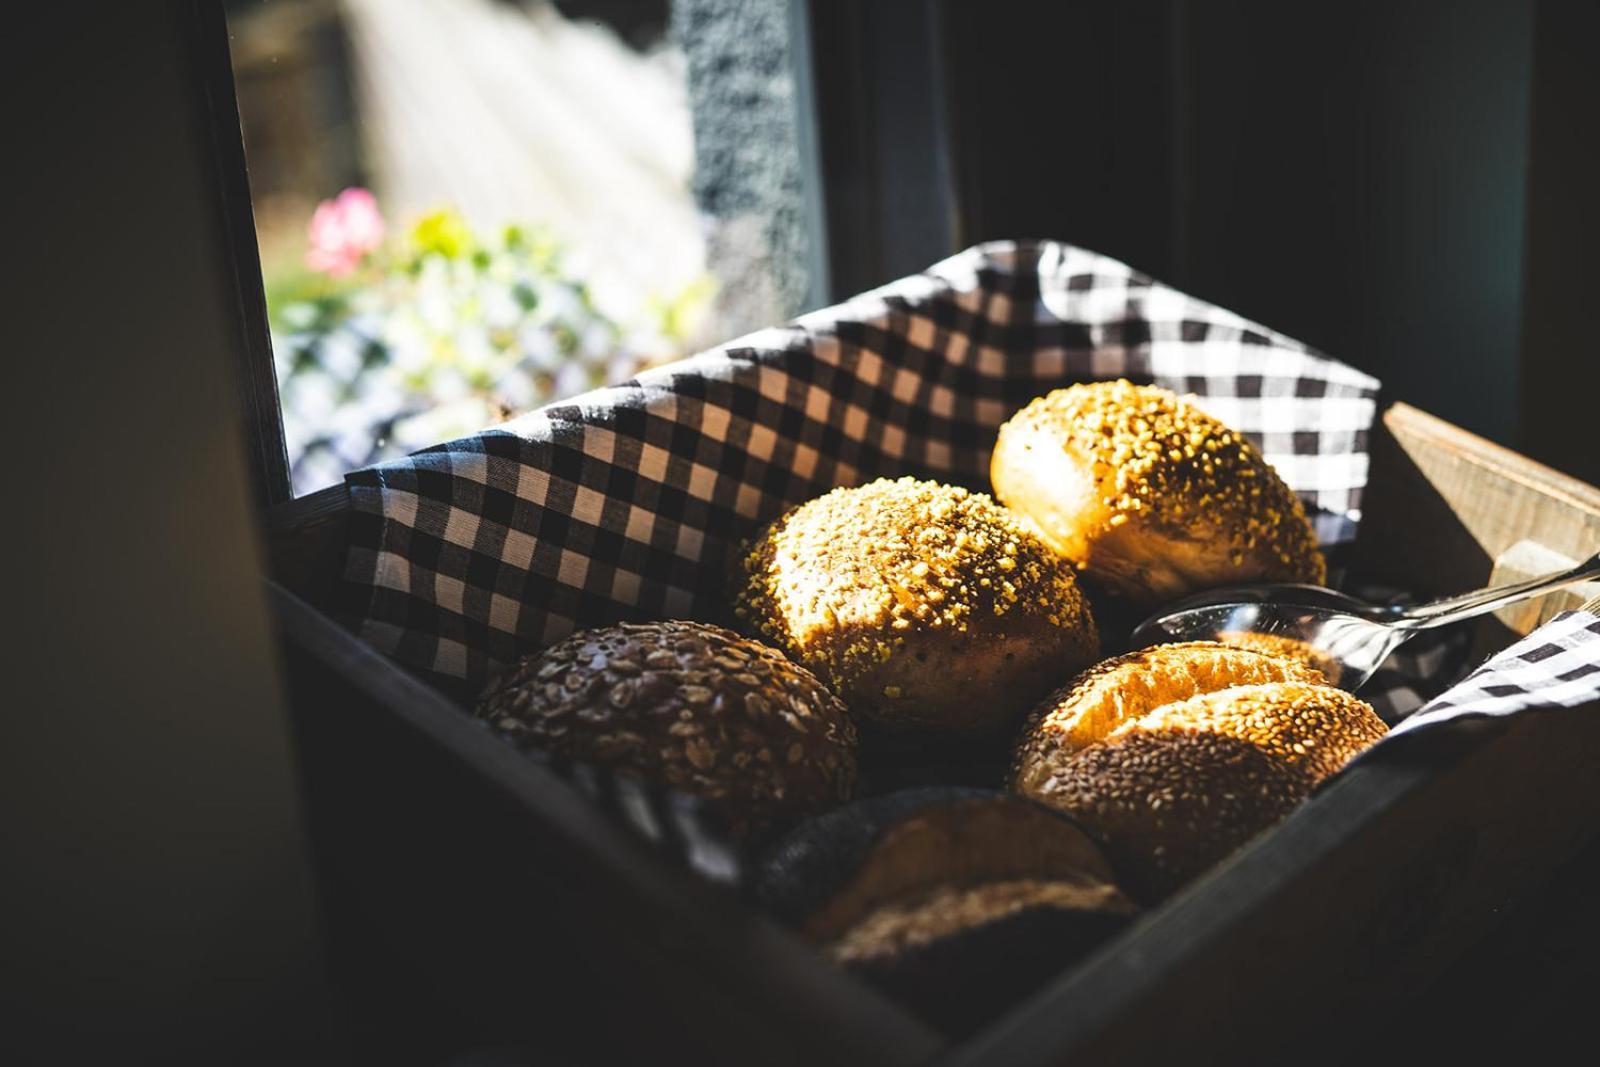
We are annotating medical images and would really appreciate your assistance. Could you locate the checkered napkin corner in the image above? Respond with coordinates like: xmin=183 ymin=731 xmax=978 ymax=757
xmin=343 ymin=239 xmax=1381 ymax=691
xmin=1384 ymin=609 xmax=1600 ymax=739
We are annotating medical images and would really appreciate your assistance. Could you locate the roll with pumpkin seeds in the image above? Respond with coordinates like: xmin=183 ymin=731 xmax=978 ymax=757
xmin=477 ymin=620 xmax=857 ymax=837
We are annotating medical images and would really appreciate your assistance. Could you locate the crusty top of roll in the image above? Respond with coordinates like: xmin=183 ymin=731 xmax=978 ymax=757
xmin=734 ymin=476 xmax=1092 ymax=693
xmin=477 ymin=620 xmax=857 ymax=834
xmin=1011 ymin=641 xmax=1325 ymax=795
xmin=827 ymin=878 xmax=1133 ymax=964
xmin=1114 ymin=681 xmax=1388 ymax=784
xmin=1017 ymin=669 xmax=1387 ymax=901
xmin=997 ymin=380 xmax=1324 ymax=581
xmin=1215 ymin=631 xmax=1340 ymax=680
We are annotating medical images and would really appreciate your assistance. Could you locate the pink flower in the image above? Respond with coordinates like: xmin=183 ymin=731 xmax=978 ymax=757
xmin=305 ymin=188 xmax=385 ymax=276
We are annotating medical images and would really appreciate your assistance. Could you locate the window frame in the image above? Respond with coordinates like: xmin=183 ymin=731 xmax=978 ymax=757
xmin=193 ymin=0 xmax=293 ymax=507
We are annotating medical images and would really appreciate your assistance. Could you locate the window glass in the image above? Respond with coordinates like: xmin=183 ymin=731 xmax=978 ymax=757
xmin=228 ymin=0 xmax=807 ymax=495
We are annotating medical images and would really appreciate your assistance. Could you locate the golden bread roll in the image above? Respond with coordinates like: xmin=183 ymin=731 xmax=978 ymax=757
xmin=1121 ymin=681 xmax=1384 ymax=782
xmin=990 ymin=380 xmax=1324 ymax=605
xmin=477 ymin=620 xmax=857 ymax=836
xmin=1013 ymin=642 xmax=1385 ymax=900
xmin=732 ymin=477 xmax=1099 ymax=736
xmin=1010 ymin=641 xmax=1326 ymax=796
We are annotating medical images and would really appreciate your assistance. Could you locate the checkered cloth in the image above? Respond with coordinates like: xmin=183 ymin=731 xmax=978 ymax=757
xmin=345 ymin=240 xmax=1380 ymax=694
xmin=1363 ymin=630 xmax=1470 ymax=722
xmin=339 ymin=238 xmax=1596 ymax=881
xmin=1386 ymin=610 xmax=1600 ymax=739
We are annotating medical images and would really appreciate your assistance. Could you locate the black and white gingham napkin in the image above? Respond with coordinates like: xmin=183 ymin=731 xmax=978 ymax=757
xmin=344 ymin=240 xmax=1379 ymax=691
xmin=1384 ymin=609 xmax=1600 ymax=739
xmin=339 ymin=239 xmax=1597 ymax=881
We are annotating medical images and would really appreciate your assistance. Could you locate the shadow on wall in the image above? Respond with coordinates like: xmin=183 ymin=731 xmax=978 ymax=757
xmin=943 ymin=1 xmax=1547 ymax=469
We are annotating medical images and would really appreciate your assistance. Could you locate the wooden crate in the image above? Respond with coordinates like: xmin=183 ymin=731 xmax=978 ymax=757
xmin=265 ymin=402 xmax=1600 ymax=1065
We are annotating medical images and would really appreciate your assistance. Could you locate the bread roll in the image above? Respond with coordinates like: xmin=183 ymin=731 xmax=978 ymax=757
xmin=732 ymin=477 xmax=1099 ymax=737
xmin=1013 ymin=642 xmax=1385 ymax=900
xmin=1011 ymin=641 xmax=1327 ymax=796
xmin=755 ymin=789 xmax=1134 ymax=1033
xmin=991 ymin=380 xmax=1324 ymax=605
xmin=477 ymin=620 xmax=857 ymax=836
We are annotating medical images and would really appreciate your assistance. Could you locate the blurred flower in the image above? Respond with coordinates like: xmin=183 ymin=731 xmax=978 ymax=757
xmin=409 ymin=208 xmax=473 ymax=261
xmin=306 ymin=188 xmax=386 ymax=276
xmin=275 ymin=204 xmax=715 ymax=494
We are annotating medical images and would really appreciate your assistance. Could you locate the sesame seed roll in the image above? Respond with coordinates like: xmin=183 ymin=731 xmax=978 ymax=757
xmin=991 ymin=380 xmax=1325 ymax=605
xmin=733 ymin=477 xmax=1099 ymax=736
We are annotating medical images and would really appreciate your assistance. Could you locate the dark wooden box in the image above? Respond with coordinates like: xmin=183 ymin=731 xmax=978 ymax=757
xmin=266 ymin=403 xmax=1600 ymax=1065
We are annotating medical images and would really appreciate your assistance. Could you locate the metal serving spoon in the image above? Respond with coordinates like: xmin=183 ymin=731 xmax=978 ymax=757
xmin=1130 ymin=551 xmax=1600 ymax=692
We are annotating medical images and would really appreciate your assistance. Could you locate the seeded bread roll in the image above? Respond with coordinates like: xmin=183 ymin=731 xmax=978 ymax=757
xmin=1013 ymin=642 xmax=1385 ymax=901
xmin=756 ymin=789 xmax=1135 ymax=1034
xmin=1030 ymin=726 xmax=1306 ymax=903
xmin=732 ymin=477 xmax=1100 ymax=737
xmin=477 ymin=621 xmax=857 ymax=836
xmin=1011 ymin=641 xmax=1327 ymax=796
xmin=990 ymin=380 xmax=1325 ymax=606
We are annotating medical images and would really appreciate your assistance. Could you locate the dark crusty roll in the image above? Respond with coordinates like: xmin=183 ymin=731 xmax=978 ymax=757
xmin=478 ymin=620 xmax=857 ymax=836
xmin=756 ymin=789 xmax=1135 ymax=1034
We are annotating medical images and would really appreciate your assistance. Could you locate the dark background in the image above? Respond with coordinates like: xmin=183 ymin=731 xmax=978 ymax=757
xmin=805 ymin=0 xmax=1597 ymax=485
xmin=5 ymin=5 xmax=332 ymax=1064
xmin=6 ymin=1 xmax=1597 ymax=1063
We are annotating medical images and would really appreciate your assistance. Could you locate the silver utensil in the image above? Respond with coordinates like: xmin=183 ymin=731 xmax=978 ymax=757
xmin=1130 ymin=551 xmax=1600 ymax=692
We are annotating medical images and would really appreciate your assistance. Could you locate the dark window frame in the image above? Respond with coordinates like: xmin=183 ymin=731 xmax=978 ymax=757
xmin=192 ymin=0 xmax=293 ymax=507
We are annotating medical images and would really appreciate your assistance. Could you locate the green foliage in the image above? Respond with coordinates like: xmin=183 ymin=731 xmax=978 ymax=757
xmin=270 ymin=203 xmax=714 ymax=494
